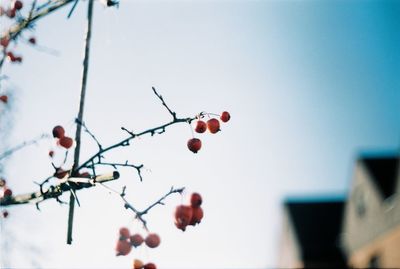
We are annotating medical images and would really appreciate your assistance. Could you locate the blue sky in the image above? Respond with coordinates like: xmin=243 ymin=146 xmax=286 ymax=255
xmin=1 ymin=0 xmax=399 ymax=268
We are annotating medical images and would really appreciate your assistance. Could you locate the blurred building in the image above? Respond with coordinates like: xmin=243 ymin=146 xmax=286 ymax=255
xmin=342 ymin=154 xmax=400 ymax=268
xmin=278 ymin=198 xmax=347 ymax=268
xmin=278 ymin=153 xmax=400 ymax=268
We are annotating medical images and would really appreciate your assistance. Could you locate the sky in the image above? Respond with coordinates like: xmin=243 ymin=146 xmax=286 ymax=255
xmin=1 ymin=0 xmax=399 ymax=268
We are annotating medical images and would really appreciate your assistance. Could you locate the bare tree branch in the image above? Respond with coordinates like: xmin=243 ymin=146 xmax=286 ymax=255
xmin=97 ymin=183 xmax=184 ymax=231
xmin=67 ymin=0 xmax=95 ymax=245
xmin=0 ymin=171 xmax=120 ymax=206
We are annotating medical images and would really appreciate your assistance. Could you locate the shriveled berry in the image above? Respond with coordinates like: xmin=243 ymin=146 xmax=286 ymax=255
xmin=48 ymin=150 xmax=54 ymax=158
xmin=129 ymin=233 xmax=144 ymax=247
xmin=145 ymin=233 xmax=160 ymax=248
xmin=14 ymin=56 xmax=22 ymax=63
xmin=187 ymin=138 xmax=201 ymax=153
xmin=28 ymin=37 xmax=36 ymax=45
xmin=194 ymin=120 xmax=207 ymax=133
xmin=190 ymin=192 xmax=202 ymax=208
xmin=52 ymin=125 xmax=65 ymax=138
xmin=119 ymin=227 xmax=130 ymax=240
xmin=220 ymin=111 xmax=231 ymax=122
xmin=115 ymin=239 xmax=131 ymax=256
xmin=0 ymin=178 xmax=6 ymax=187
xmin=59 ymin=136 xmax=73 ymax=149
xmin=2 ymin=210 xmax=9 ymax=218
xmin=0 ymin=95 xmax=8 ymax=104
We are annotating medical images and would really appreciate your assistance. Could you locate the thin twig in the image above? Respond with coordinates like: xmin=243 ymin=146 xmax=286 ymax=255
xmin=86 ymin=162 xmax=143 ymax=181
xmin=0 ymin=134 xmax=50 ymax=161
xmin=152 ymin=87 xmax=177 ymax=120
xmin=97 ymin=183 xmax=184 ymax=231
xmin=75 ymin=118 xmax=103 ymax=151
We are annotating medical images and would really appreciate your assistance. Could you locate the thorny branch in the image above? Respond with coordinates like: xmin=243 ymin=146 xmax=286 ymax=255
xmin=98 ymin=183 xmax=184 ymax=231
xmin=152 ymin=86 xmax=177 ymax=120
xmin=87 ymin=161 xmax=144 ymax=182
xmin=0 ymin=171 xmax=120 ymax=206
xmin=1 ymin=88 xmax=197 ymax=209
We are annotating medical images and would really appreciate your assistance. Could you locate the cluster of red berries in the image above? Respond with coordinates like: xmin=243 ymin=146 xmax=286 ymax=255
xmin=115 ymin=227 xmax=159 ymax=268
xmin=52 ymin=125 xmax=74 ymax=149
xmin=174 ymin=192 xmax=204 ymax=231
xmin=1 ymin=1 xmax=37 ymax=65
xmin=0 ymin=0 xmax=23 ymax=19
xmin=187 ymin=111 xmax=231 ymax=153
xmin=0 ymin=178 xmax=13 ymax=210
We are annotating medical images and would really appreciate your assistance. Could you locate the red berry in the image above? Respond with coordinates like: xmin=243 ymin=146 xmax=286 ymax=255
xmin=28 ymin=37 xmax=36 ymax=45
xmin=54 ymin=168 xmax=68 ymax=179
xmin=59 ymin=136 xmax=73 ymax=149
xmin=52 ymin=125 xmax=65 ymax=138
xmin=133 ymin=259 xmax=144 ymax=269
xmin=79 ymin=172 xmax=91 ymax=178
xmin=143 ymin=263 xmax=157 ymax=269
xmin=194 ymin=120 xmax=207 ymax=133
xmin=175 ymin=205 xmax=193 ymax=227
xmin=115 ymin=239 xmax=131 ymax=256
xmin=14 ymin=56 xmax=22 ymax=63
xmin=119 ymin=227 xmax=130 ymax=240
xmin=0 ymin=37 xmax=9 ymax=47
xmin=187 ymin=138 xmax=201 ymax=153
xmin=145 ymin=233 xmax=160 ymax=248
xmin=3 ymin=188 xmax=12 ymax=197
xmin=14 ymin=1 xmax=23 ymax=10
xmin=129 ymin=233 xmax=144 ymax=247
xmin=190 ymin=192 xmax=202 ymax=208
xmin=2 ymin=210 xmax=9 ymax=218
xmin=6 ymin=52 xmax=16 ymax=62
xmin=220 ymin=111 xmax=231 ymax=122
xmin=207 ymin=118 xmax=220 ymax=133
xmin=189 ymin=207 xmax=204 ymax=226
xmin=0 ymin=95 xmax=8 ymax=104
xmin=6 ymin=8 xmax=16 ymax=18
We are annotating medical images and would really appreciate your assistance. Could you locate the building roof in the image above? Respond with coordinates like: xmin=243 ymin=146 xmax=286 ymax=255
xmin=285 ymin=199 xmax=347 ymax=267
xmin=361 ymin=154 xmax=399 ymax=199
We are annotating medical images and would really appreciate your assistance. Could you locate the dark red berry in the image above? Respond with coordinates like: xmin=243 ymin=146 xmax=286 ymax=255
xmin=187 ymin=138 xmax=201 ymax=153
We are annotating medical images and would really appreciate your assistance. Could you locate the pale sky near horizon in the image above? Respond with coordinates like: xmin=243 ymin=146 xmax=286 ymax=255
xmin=1 ymin=0 xmax=399 ymax=268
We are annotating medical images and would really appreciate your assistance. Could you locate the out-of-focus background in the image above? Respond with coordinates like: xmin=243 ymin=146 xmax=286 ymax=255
xmin=0 ymin=0 xmax=399 ymax=268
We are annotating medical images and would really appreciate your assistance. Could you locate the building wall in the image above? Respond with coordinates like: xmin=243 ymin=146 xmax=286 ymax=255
xmin=342 ymin=159 xmax=400 ymax=267
xmin=349 ymin=225 xmax=400 ymax=268
xmin=278 ymin=208 xmax=303 ymax=268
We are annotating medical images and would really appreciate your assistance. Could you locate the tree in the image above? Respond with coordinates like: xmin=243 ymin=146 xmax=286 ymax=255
xmin=0 ymin=0 xmax=230 ymax=267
